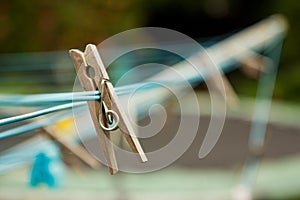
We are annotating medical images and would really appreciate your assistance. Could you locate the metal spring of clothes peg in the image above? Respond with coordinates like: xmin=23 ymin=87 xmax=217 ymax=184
xmin=99 ymin=79 xmax=120 ymax=131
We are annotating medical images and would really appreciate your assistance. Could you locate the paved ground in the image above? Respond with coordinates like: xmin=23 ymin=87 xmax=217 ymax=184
xmin=1 ymin=155 xmax=300 ymax=200
xmin=1 ymin=95 xmax=299 ymax=199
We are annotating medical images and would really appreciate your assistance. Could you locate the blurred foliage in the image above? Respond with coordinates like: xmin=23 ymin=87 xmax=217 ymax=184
xmin=0 ymin=0 xmax=145 ymax=52
xmin=0 ymin=0 xmax=299 ymax=102
xmin=270 ymin=0 xmax=300 ymax=102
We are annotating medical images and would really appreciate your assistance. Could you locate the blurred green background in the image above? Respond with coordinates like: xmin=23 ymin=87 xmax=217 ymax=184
xmin=0 ymin=1 xmax=300 ymax=199
xmin=0 ymin=0 xmax=299 ymax=101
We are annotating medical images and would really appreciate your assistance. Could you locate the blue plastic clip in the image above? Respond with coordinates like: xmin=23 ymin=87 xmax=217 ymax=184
xmin=29 ymin=142 xmax=65 ymax=188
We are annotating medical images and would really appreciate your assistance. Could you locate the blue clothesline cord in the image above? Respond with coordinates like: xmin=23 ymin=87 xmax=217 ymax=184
xmin=0 ymin=111 xmax=73 ymax=139
xmin=0 ymin=91 xmax=100 ymax=106
xmin=0 ymin=81 xmax=186 ymax=125
xmin=0 ymin=35 xmax=233 ymax=72
xmin=0 ymin=102 xmax=84 ymax=126
xmin=0 ymin=106 xmax=87 ymax=139
xmin=0 ymin=78 xmax=200 ymax=106
xmin=0 ymin=80 xmax=195 ymax=139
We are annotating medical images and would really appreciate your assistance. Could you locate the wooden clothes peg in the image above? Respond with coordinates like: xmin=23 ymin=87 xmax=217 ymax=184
xmin=69 ymin=44 xmax=147 ymax=174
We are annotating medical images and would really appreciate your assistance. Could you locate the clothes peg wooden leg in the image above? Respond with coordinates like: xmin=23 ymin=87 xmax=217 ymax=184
xmin=69 ymin=49 xmax=118 ymax=174
xmin=103 ymin=81 xmax=147 ymax=162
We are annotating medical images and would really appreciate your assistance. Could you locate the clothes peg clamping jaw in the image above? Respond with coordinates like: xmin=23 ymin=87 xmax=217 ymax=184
xmin=69 ymin=44 xmax=147 ymax=174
